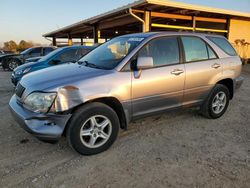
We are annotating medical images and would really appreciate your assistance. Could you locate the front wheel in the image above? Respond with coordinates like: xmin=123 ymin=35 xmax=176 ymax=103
xmin=66 ymin=102 xmax=120 ymax=155
xmin=8 ymin=58 xmax=21 ymax=71
xmin=200 ymin=84 xmax=230 ymax=119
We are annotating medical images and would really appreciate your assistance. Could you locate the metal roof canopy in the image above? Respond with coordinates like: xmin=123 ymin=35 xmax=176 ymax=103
xmin=43 ymin=0 xmax=250 ymax=39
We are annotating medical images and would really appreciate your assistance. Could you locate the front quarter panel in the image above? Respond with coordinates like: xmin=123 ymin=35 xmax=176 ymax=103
xmin=54 ymin=71 xmax=132 ymax=113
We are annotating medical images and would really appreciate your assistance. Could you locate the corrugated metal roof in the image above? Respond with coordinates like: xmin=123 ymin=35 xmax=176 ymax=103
xmin=43 ymin=0 xmax=250 ymax=37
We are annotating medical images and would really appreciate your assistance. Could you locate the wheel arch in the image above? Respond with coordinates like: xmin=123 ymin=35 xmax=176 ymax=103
xmin=63 ymin=97 xmax=128 ymax=136
xmin=217 ymin=78 xmax=234 ymax=99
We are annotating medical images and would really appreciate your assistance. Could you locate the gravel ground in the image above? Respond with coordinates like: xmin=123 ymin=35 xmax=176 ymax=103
xmin=0 ymin=66 xmax=250 ymax=188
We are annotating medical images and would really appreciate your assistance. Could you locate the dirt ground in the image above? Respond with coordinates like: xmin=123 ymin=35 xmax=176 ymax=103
xmin=0 ymin=66 xmax=250 ymax=188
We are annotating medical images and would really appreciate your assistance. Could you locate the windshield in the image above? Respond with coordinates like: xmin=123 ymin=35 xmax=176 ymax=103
xmin=79 ymin=36 xmax=145 ymax=70
xmin=20 ymin=48 xmax=32 ymax=55
xmin=38 ymin=47 xmax=63 ymax=62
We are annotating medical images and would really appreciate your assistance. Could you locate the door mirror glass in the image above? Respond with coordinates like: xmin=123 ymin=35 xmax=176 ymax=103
xmin=137 ymin=57 xmax=153 ymax=70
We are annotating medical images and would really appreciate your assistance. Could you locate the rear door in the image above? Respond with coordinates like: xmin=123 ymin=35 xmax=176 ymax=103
xmin=181 ymin=36 xmax=222 ymax=105
xmin=131 ymin=36 xmax=185 ymax=118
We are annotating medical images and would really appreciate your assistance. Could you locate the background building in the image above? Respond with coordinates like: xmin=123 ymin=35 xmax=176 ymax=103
xmin=43 ymin=0 xmax=250 ymax=61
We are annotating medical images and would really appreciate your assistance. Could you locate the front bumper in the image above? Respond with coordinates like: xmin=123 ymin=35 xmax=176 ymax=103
xmin=11 ymin=73 xmax=21 ymax=86
xmin=234 ymin=76 xmax=244 ymax=92
xmin=9 ymin=95 xmax=71 ymax=142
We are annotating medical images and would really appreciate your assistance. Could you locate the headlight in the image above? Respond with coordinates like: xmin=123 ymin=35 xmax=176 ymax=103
xmin=24 ymin=92 xmax=57 ymax=113
xmin=23 ymin=67 xmax=31 ymax=74
xmin=15 ymin=67 xmax=31 ymax=75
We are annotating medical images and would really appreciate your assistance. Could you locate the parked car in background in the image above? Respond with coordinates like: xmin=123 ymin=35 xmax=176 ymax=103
xmin=9 ymin=32 xmax=243 ymax=155
xmin=25 ymin=56 xmax=43 ymax=63
xmin=0 ymin=50 xmax=14 ymax=67
xmin=11 ymin=45 xmax=96 ymax=86
xmin=1 ymin=46 xmax=56 ymax=71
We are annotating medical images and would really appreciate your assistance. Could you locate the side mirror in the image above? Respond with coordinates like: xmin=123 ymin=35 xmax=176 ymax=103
xmin=50 ymin=59 xmax=61 ymax=65
xmin=137 ymin=57 xmax=153 ymax=70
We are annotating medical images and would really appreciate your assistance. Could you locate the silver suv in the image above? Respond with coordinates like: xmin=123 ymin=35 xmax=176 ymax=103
xmin=9 ymin=32 xmax=243 ymax=155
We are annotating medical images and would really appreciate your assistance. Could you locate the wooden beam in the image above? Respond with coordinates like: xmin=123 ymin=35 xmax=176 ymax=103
xmin=195 ymin=27 xmax=228 ymax=33
xmin=132 ymin=9 xmax=227 ymax=23
xmin=131 ymin=9 xmax=144 ymax=14
xmin=151 ymin=23 xmax=228 ymax=33
xmin=195 ymin=16 xmax=227 ymax=23
xmin=151 ymin=12 xmax=192 ymax=20
xmin=151 ymin=23 xmax=194 ymax=30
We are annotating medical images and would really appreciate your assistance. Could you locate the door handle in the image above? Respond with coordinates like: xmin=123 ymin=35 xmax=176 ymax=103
xmin=212 ymin=63 xmax=221 ymax=69
xmin=171 ymin=69 xmax=184 ymax=76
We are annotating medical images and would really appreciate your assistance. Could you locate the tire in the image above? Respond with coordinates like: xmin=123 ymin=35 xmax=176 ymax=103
xmin=7 ymin=58 xmax=21 ymax=71
xmin=66 ymin=102 xmax=120 ymax=155
xmin=200 ymin=84 xmax=230 ymax=119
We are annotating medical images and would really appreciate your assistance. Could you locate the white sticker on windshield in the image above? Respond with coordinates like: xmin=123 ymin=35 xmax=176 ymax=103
xmin=128 ymin=38 xmax=144 ymax=42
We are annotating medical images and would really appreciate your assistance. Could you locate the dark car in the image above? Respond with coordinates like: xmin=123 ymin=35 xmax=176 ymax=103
xmin=11 ymin=45 xmax=95 ymax=86
xmin=0 ymin=50 xmax=14 ymax=66
xmin=1 ymin=46 xmax=56 ymax=71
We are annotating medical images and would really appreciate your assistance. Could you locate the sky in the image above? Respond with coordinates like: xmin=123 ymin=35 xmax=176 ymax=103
xmin=0 ymin=0 xmax=250 ymax=46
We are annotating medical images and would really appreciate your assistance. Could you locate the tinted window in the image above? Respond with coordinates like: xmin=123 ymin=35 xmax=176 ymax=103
xmin=138 ymin=37 xmax=180 ymax=67
xmin=30 ymin=48 xmax=42 ymax=55
xmin=44 ymin=47 xmax=54 ymax=55
xmin=57 ymin=49 xmax=78 ymax=62
xmin=207 ymin=36 xmax=237 ymax=56
xmin=207 ymin=45 xmax=217 ymax=59
xmin=181 ymin=37 xmax=208 ymax=62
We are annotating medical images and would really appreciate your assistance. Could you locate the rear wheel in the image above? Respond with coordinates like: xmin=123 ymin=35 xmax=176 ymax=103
xmin=200 ymin=84 xmax=230 ymax=119
xmin=8 ymin=58 xmax=21 ymax=71
xmin=66 ymin=102 xmax=120 ymax=155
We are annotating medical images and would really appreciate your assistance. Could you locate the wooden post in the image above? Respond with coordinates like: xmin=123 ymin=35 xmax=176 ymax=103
xmin=192 ymin=16 xmax=196 ymax=32
xmin=93 ymin=25 xmax=99 ymax=44
xmin=68 ymin=33 xmax=73 ymax=46
xmin=226 ymin=18 xmax=231 ymax=38
xmin=143 ymin=11 xmax=151 ymax=32
xmin=52 ymin=37 xmax=56 ymax=46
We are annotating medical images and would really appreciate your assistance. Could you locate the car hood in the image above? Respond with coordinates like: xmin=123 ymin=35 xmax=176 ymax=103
xmin=21 ymin=63 xmax=111 ymax=91
xmin=14 ymin=61 xmax=43 ymax=73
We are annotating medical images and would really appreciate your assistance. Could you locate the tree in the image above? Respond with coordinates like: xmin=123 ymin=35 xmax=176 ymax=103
xmin=18 ymin=40 xmax=33 ymax=51
xmin=3 ymin=40 xmax=18 ymax=52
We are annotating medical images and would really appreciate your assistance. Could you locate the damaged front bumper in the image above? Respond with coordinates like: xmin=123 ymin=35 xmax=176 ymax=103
xmin=9 ymin=95 xmax=72 ymax=142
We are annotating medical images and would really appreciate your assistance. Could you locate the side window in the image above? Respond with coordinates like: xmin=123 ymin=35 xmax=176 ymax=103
xmin=30 ymin=48 xmax=42 ymax=56
xmin=207 ymin=36 xmax=237 ymax=56
xmin=44 ymin=47 xmax=54 ymax=55
xmin=138 ymin=37 xmax=180 ymax=67
xmin=181 ymin=37 xmax=209 ymax=62
xmin=77 ymin=48 xmax=91 ymax=59
xmin=57 ymin=49 xmax=78 ymax=62
xmin=207 ymin=45 xmax=217 ymax=59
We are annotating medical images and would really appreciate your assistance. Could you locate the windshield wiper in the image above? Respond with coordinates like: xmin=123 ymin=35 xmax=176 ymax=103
xmin=78 ymin=61 xmax=107 ymax=70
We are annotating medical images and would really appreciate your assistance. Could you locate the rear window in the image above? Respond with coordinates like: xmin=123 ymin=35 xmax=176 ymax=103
xmin=207 ymin=36 xmax=237 ymax=56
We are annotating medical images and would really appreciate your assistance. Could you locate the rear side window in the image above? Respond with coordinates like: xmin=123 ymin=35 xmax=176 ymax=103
xmin=207 ymin=37 xmax=237 ymax=56
xmin=57 ymin=49 xmax=78 ymax=62
xmin=30 ymin=48 xmax=42 ymax=56
xmin=138 ymin=37 xmax=180 ymax=67
xmin=44 ymin=47 xmax=54 ymax=55
xmin=181 ymin=36 xmax=217 ymax=62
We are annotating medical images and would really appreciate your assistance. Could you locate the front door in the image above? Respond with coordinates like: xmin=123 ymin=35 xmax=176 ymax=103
xmin=131 ymin=36 xmax=185 ymax=118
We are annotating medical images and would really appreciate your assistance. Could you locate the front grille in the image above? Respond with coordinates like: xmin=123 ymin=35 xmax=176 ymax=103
xmin=15 ymin=83 xmax=25 ymax=98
